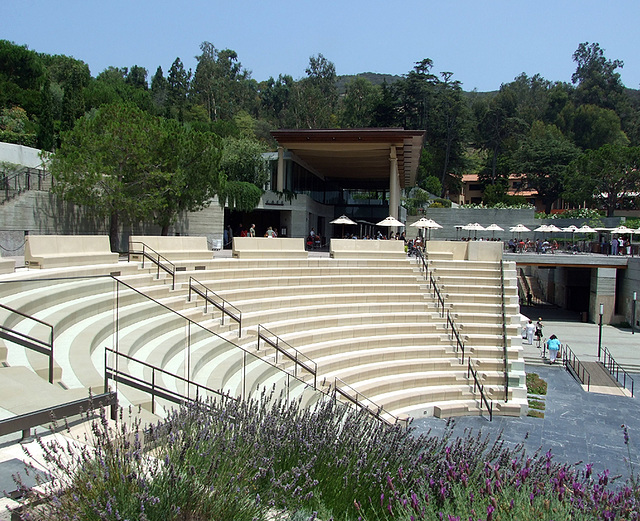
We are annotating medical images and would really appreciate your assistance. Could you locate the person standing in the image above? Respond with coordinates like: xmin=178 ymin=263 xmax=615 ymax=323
xmin=249 ymin=224 xmax=256 ymax=238
xmin=525 ymin=319 xmax=536 ymax=345
xmin=535 ymin=317 xmax=544 ymax=344
xmin=546 ymin=334 xmax=561 ymax=363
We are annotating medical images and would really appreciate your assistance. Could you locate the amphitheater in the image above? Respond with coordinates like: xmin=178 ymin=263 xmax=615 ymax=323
xmin=0 ymin=234 xmax=527 ymax=444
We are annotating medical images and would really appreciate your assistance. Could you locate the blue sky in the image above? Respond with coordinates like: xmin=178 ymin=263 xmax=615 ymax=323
xmin=2 ymin=0 xmax=639 ymax=92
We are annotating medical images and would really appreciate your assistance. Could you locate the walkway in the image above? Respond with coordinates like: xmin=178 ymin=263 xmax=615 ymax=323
xmin=413 ymin=304 xmax=640 ymax=482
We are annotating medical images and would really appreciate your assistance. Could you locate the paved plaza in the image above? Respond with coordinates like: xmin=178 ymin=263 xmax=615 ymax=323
xmin=414 ymin=304 xmax=640 ymax=483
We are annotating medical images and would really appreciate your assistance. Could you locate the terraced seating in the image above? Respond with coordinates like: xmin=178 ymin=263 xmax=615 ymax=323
xmin=425 ymin=247 xmax=527 ymax=412
xmin=0 ymin=242 xmax=527 ymax=422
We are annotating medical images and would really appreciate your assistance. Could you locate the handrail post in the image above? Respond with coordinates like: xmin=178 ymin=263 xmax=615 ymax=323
xmin=151 ymin=369 xmax=156 ymax=415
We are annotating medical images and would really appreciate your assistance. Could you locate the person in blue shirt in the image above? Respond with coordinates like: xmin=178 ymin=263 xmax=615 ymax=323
xmin=546 ymin=334 xmax=561 ymax=363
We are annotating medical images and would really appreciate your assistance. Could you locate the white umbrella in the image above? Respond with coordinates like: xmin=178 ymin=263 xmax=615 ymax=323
xmin=611 ymin=225 xmax=634 ymax=234
xmin=576 ymin=225 xmax=597 ymax=233
xmin=563 ymin=225 xmax=579 ymax=248
xmin=461 ymin=222 xmax=485 ymax=238
xmin=534 ymin=225 xmax=550 ymax=232
xmin=411 ymin=217 xmax=442 ymax=241
xmin=545 ymin=224 xmax=563 ymax=233
xmin=377 ymin=216 xmax=404 ymax=227
xmin=485 ymin=223 xmax=504 ymax=238
xmin=509 ymin=224 xmax=531 ymax=244
xmin=330 ymin=214 xmax=357 ymax=238
xmin=485 ymin=223 xmax=504 ymax=232
xmin=330 ymin=215 xmax=357 ymax=225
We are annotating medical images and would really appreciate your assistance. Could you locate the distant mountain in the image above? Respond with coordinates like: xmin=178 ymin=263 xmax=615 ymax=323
xmin=336 ymin=72 xmax=402 ymax=94
xmin=336 ymin=72 xmax=500 ymax=99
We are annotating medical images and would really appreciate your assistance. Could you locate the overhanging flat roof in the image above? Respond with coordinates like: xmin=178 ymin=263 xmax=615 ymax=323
xmin=271 ymin=128 xmax=425 ymax=190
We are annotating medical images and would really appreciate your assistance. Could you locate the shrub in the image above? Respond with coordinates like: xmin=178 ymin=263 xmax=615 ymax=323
xmin=16 ymin=392 xmax=640 ymax=520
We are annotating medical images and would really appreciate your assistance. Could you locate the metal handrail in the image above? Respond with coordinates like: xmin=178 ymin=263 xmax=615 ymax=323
xmin=189 ymin=277 xmax=242 ymax=337
xmin=109 ymin=276 xmax=322 ymax=403
xmin=105 ymin=348 xmax=236 ymax=414
xmin=446 ymin=310 xmax=465 ymax=363
xmin=257 ymin=325 xmax=317 ymax=388
xmin=0 ymin=391 xmax=118 ymax=440
xmin=467 ymin=359 xmax=493 ymax=421
xmin=500 ymin=260 xmax=509 ymax=402
xmin=0 ymin=302 xmax=55 ymax=383
xmin=0 ymin=166 xmax=49 ymax=205
xmin=332 ymin=377 xmax=410 ymax=428
xmin=430 ymin=272 xmax=445 ymax=317
xmin=128 ymin=241 xmax=176 ymax=290
xmin=600 ymin=345 xmax=634 ymax=397
xmin=561 ymin=343 xmax=591 ymax=391
xmin=414 ymin=248 xmax=429 ymax=279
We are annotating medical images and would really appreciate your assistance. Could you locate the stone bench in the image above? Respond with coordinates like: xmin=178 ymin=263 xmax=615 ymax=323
xmin=329 ymin=239 xmax=406 ymax=259
xmin=25 ymin=235 xmax=118 ymax=269
xmin=0 ymin=258 xmax=15 ymax=274
xmin=232 ymin=237 xmax=308 ymax=259
xmin=129 ymin=235 xmax=212 ymax=262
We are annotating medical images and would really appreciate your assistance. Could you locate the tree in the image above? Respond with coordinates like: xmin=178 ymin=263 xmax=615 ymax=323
xmin=192 ymin=42 xmax=253 ymax=122
xmin=571 ymin=104 xmax=628 ymax=150
xmin=563 ymin=144 xmax=640 ymax=217
xmin=512 ymin=121 xmax=581 ymax=213
xmin=571 ymin=42 xmax=625 ymax=111
xmin=294 ymin=54 xmax=338 ymax=128
xmin=217 ymin=136 xmax=267 ymax=212
xmin=339 ymin=76 xmax=377 ymax=128
xmin=370 ymin=80 xmax=398 ymax=127
xmin=167 ymin=58 xmax=191 ymax=121
xmin=150 ymin=66 xmax=168 ymax=115
xmin=49 ymin=103 xmax=223 ymax=249
xmin=475 ymin=87 xmax=527 ymax=184
xmin=429 ymin=72 xmax=468 ymax=195
xmin=155 ymin=120 xmax=223 ymax=234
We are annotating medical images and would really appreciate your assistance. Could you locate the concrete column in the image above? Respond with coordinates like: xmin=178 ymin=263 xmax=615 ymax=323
xmin=277 ymin=146 xmax=285 ymax=192
xmin=590 ymin=267 xmax=617 ymax=323
xmin=389 ymin=146 xmax=399 ymax=218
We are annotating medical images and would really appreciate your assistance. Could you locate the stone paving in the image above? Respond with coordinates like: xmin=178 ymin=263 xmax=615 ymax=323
xmin=413 ymin=304 xmax=640 ymax=483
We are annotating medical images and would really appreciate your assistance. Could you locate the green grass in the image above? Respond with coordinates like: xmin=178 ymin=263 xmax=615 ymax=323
xmin=526 ymin=372 xmax=548 ymax=395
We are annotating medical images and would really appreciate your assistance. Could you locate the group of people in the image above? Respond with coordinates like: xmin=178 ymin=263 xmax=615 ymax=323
xmin=508 ymin=238 xmax=558 ymax=254
xmin=523 ymin=317 xmax=560 ymax=363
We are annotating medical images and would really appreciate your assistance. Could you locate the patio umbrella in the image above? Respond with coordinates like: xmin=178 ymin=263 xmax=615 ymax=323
xmin=534 ymin=225 xmax=550 ymax=233
xmin=576 ymin=224 xmax=597 ymax=233
xmin=410 ymin=217 xmax=442 ymax=241
xmin=510 ymin=224 xmax=531 ymax=233
xmin=485 ymin=223 xmax=504 ymax=237
xmin=562 ymin=225 xmax=579 ymax=248
xmin=611 ymin=225 xmax=634 ymax=234
xmin=330 ymin=214 xmax=357 ymax=238
xmin=461 ymin=222 xmax=485 ymax=238
xmin=376 ymin=216 xmax=404 ymax=227
xmin=545 ymin=224 xmax=563 ymax=233
xmin=509 ymin=224 xmax=531 ymax=244
xmin=576 ymin=224 xmax=597 ymax=252
xmin=376 ymin=216 xmax=404 ymax=238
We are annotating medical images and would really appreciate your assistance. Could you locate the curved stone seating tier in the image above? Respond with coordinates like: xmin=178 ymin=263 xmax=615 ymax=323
xmin=0 ymin=245 xmax=527 ymax=420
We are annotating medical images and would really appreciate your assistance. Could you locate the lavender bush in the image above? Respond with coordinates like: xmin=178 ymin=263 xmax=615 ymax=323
xmin=14 ymin=389 xmax=640 ymax=520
